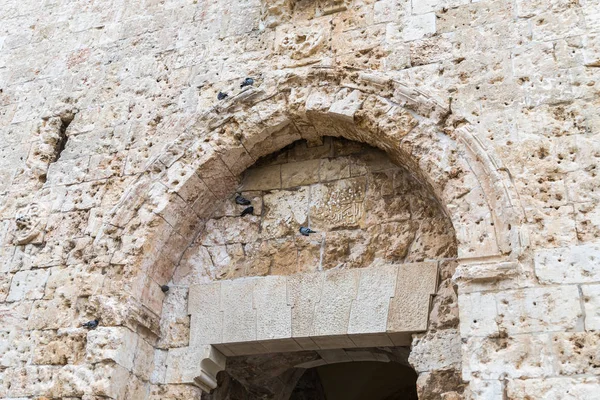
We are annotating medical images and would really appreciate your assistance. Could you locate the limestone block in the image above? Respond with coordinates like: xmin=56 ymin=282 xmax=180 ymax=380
xmin=387 ymin=262 xmax=437 ymax=332
xmin=582 ymin=284 xmax=600 ymax=331
xmin=151 ymin=349 xmax=168 ymax=385
xmin=288 ymin=272 xmax=323 ymax=337
xmin=45 ymin=156 xmax=90 ymax=186
xmin=436 ymin=1 xmax=512 ymax=33
xmin=149 ymin=383 xmax=203 ymax=400
xmin=6 ymin=268 xmax=49 ymax=301
xmin=28 ymin=298 xmax=76 ymax=330
xmin=313 ymin=269 xmax=359 ymax=336
xmin=531 ymin=9 xmax=586 ymax=42
xmin=403 ymin=13 xmax=436 ymax=41
xmin=254 ymin=275 xmax=291 ymax=341
xmin=92 ymin=362 xmax=132 ymax=399
xmin=496 ymin=286 xmax=582 ymax=334
xmin=507 ymin=376 xmax=600 ymax=399
xmin=412 ymin=0 xmax=470 ymax=15
xmin=4 ymin=365 xmax=56 ymax=397
xmin=0 ymin=330 xmax=33 ymax=367
xmin=188 ymin=282 xmax=222 ymax=345
xmin=158 ymin=287 xmax=190 ymax=349
xmin=199 ymin=216 xmax=260 ymax=246
xmin=467 ymin=379 xmax=504 ymax=400
xmin=281 ymin=159 xmax=320 ymax=188
xmin=205 ymin=244 xmax=247 ymax=280
xmin=551 ymin=332 xmax=600 ymax=375
xmin=458 ymin=291 xmax=499 ymax=337
xmin=32 ymin=329 xmax=86 ymax=365
xmin=221 ymin=278 xmax=256 ymax=343
xmin=328 ymin=90 xmax=365 ymax=123
xmin=86 ymin=327 xmax=138 ymax=370
xmin=409 ymin=329 xmax=462 ymax=373
xmin=374 ymin=221 xmax=418 ymax=260
xmin=195 ymin=154 xmax=238 ymax=198
xmin=275 ymin=20 xmax=329 ymax=61
xmin=240 ymin=165 xmax=282 ymax=191
xmin=261 ymin=188 xmax=309 ymax=239
xmin=525 ymin=206 xmax=577 ymax=248
xmin=348 ymin=264 xmax=397 ymax=334
xmin=319 ymin=157 xmax=350 ymax=182
xmin=322 ymin=229 xmax=373 ymax=270
xmin=534 ymin=243 xmax=600 ymax=284
xmin=463 ymin=334 xmax=556 ymax=379
xmin=165 ymin=345 xmax=225 ymax=392
xmin=575 ymin=202 xmax=600 ymax=242
xmin=0 ymin=301 xmax=32 ymax=332
xmin=45 ymin=264 xmax=104 ymax=300
xmin=44 ymin=210 xmax=89 ymax=242
xmin=173 ymin=246 xmax=213 ymax=285
xmin=133 ymin=337 xmax=155 ymax=381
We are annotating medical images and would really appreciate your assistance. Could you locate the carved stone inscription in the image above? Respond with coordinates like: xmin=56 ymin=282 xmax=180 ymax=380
xmin=310 ymin=177 xmax=366 ymax=229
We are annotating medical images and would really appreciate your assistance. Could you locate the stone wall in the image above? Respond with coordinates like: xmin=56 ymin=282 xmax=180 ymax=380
xmin=173 ymin=137 xmax=455 ymax=283
xmin=0 ymin=0 xmax=599 ymax=399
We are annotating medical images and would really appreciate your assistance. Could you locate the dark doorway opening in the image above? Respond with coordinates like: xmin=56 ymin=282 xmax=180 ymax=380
xmin=290 ymin=361 xmax=418 ymax=400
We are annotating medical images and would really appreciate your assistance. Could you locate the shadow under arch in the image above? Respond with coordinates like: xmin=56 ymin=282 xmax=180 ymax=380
xmin=205 ymin=347 xmax=419 ymax=400
xmin=95 ymin=66 xmax=525 ymax=351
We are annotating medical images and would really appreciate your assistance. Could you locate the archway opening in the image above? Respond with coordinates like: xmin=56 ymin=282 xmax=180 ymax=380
xmin=291 ymin=361 xmax=418 ymax=400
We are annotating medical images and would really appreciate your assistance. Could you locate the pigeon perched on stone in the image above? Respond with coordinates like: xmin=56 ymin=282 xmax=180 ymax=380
xmin=235 ymin=195 xmax=251 ymax=205
xmin=241 ymin=206 xmax=254 ymax=217
xmin=240 ymin=77 xmax=254 ymax=88
xmin=82 ymin=319 xmax=99 ymax=330
xmin=299 ymin=226 xmax=316 ymax=236
xmin=161 ymin=285 xmax=169 ymax=293
xmin=217 ymin=91 xmax=228 ymax=100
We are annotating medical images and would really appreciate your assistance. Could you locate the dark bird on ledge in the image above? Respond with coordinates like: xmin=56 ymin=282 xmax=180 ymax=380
xmin=241 ymin=206 xmax=254 ymax=217
xmin=235 ymin=195 xmax=251 ymax=205
xmin=82 ymin=319 xmax=99 ymax=330
xmin=161 ymin=285 xmax=170 ymax=293
xmin=299 ymin=226 xmax=316 ymax=236
xmin=217 ymin=91 xmax=228 ymax=100
xmin=240 ymin=77 xmax=254 ymax=88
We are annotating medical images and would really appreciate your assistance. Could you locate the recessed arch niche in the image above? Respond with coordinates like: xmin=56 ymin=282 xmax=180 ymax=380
xmin=99 ymin=67 xmax=525 ymax=398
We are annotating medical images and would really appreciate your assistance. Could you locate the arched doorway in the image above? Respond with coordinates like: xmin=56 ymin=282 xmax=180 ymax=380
xmin=101 ymin=68 xmax=523 ymax=399
xmin=205 ymin=347 xmax=418 ymax=400
xmin=291 ymin=361 xmax=418 ymax=400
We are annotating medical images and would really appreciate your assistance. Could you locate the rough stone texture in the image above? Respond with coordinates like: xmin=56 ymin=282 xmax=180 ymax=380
xmin=174 ymin=138 xmax=456 ymax=283
xmin=0 ymin=0 xmax=598 ymax=398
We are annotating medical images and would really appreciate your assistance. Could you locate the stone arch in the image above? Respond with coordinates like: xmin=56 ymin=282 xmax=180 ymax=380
xmin=94 ymin=67 xmax=525 ymax=393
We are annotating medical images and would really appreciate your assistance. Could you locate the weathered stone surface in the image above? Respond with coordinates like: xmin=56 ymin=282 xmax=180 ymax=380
xmin=507 ymin=376 xmax=600 ymax=399
xmin=410 ymin=329 xmax=462 ymax=373
xmin=0 ymin=0 xmax=597 ymax=396
xmin=535 ymin=243 xmax=600 ymax=284
xmin=388 ymin=262 xmax=438 ymax=332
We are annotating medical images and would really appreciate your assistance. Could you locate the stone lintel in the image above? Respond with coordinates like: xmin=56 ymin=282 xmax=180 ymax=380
xmin=171 ymin=262 xmax=438 ymax=391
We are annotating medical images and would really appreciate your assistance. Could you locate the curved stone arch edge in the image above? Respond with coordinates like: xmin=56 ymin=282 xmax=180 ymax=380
xmin=93 ymin=66 xmax=525 ymax=355
xmin=99 ymin=67 xmax=523 ymax=258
